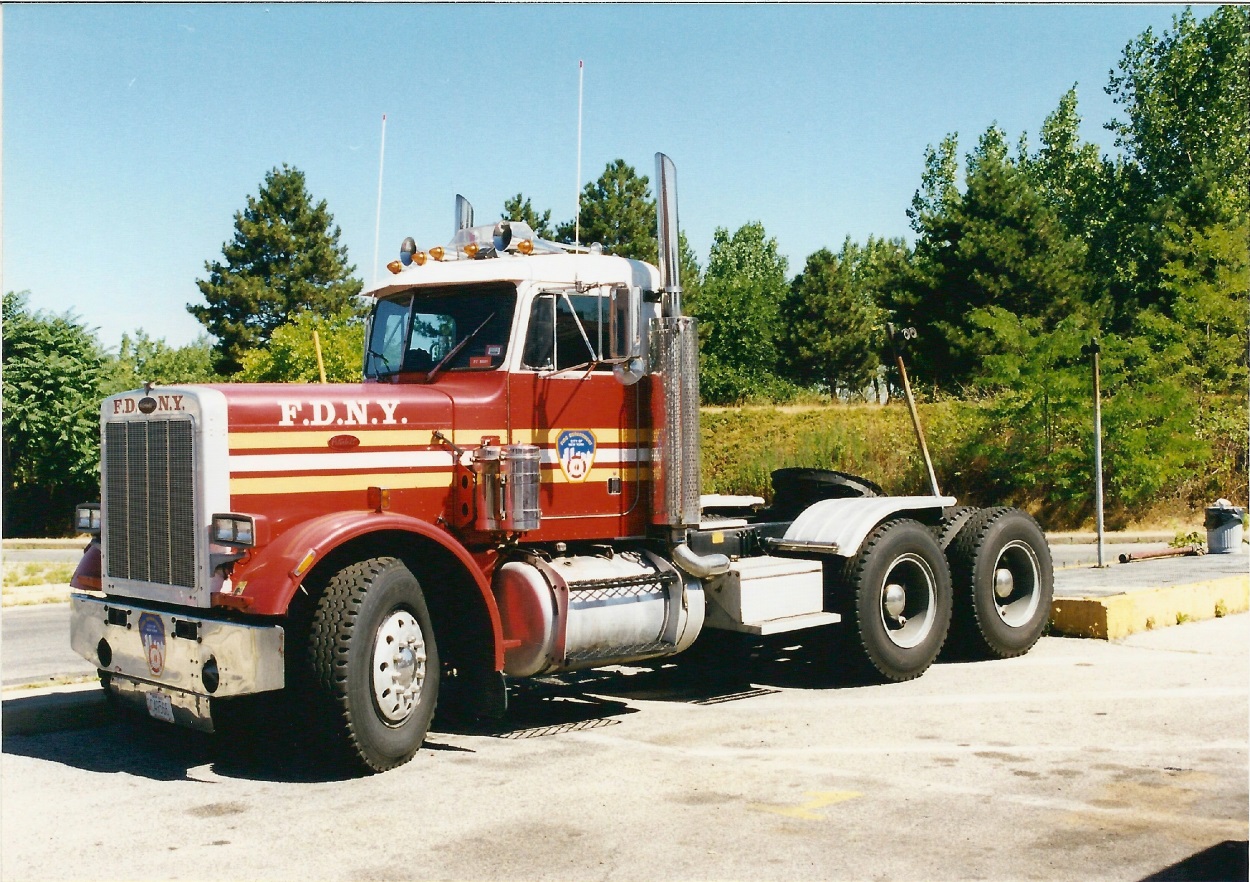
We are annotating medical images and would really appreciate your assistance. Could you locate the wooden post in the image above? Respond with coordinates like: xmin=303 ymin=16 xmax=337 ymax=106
xmin=313 ymin=330 xmax=327 ymax=384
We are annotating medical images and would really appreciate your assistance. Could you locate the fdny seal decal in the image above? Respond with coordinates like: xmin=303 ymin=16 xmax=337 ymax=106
xmin=556 ymin=430 xmax=597 ymax=483
xmin=138 ymin=613 xmax=166 ymax=677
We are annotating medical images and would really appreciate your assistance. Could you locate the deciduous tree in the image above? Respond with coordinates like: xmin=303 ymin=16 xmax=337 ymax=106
xmin=2 ymin=292 xmax=109 ymax=536
xmin=236 ymin=307 xmax=366 ymax=384
xmin=694 ymin=221 xmax=790 ymax=404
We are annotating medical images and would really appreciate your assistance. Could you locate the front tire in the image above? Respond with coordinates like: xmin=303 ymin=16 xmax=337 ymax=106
xmin=307 ymin=557 xmax=440 ymax=773
xmin=834 ymin=519 xmax=953 ymax=682
xmin=948 ymin=508 xmax=1053 ymax=659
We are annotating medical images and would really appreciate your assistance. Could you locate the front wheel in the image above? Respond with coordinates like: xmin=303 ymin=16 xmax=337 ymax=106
xmin=833 ymin=519 xmax=953 ymax=683
xmin=307 ymin=557 xmax=440 ymax=773
xmin=948 ymin=508 xmax=1053 ymax=660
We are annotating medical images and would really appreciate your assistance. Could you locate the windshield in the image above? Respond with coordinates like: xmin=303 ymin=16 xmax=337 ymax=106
xmin=365 ymin=283 xmax=517 ymax=379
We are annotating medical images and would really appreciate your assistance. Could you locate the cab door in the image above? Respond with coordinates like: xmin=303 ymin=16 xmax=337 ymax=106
xmin=510 ymin=287 xmax=647 ymax=541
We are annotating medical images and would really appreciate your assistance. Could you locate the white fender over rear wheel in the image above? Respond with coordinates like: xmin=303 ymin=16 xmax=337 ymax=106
xmin=948 ymin=508 xmax=1054 ymax=659
xmin=834 ymin=518 xmax=953 ymax=683
xmin=308 ymin=557 xmax=440 ymax=773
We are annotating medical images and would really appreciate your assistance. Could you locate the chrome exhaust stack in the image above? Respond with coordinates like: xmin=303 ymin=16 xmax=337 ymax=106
xmin=455 ymin=194 xmax=475 ymax=231
xmin=655 ymin=152 xmax=682 ymax=318
xmin=649 ymin=153 xmax=701 ymax=530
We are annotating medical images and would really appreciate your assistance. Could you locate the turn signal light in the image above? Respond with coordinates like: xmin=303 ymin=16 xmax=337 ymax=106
xmin=291 ymin=550 xmax=317 ymax=579
xmin=367 ymin=486 xmax=391 ymax=512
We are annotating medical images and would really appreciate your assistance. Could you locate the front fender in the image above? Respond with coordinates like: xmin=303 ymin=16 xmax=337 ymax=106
xmin=228 ymin=512 xmax=501 ymax=662
xmin=773 ymin=495 xmax=957 ymax=558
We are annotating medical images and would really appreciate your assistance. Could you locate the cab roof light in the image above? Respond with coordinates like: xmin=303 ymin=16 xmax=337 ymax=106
xmin=400 ymin=236 xmax=418 ymax=266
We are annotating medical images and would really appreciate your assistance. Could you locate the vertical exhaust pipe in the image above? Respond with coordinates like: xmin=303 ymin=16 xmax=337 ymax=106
xmin=655 ymin=153 xmax=682 ymax=318
xmin=649 ymin=153 xmax=701 ymax=530
xmin=455 ymin=195 xmax=475 ymax=231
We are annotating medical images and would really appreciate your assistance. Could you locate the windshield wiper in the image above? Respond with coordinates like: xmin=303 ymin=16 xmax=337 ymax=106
xmin=367 ymin=347 xmax=395 ymax=375
xmin=425 ymin=312 xmax=497 ymax=382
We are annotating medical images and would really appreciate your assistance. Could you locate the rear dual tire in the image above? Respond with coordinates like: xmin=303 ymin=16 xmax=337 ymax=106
xmin=834 ymin=518 xmax=953 ymax=683
xmin=948 ymin=508 xmax=1053 ymax=659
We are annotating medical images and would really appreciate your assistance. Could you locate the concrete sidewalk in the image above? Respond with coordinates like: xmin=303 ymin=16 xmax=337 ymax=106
xmin=1049 ymin=537 xmax=1249 ymax=640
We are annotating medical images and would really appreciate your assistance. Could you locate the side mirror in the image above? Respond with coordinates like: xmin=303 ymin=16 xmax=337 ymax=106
xmin=610 ymin=286 xmax=645 ymax=385
xmin=609 ymin=286 xmax=642 ymax=360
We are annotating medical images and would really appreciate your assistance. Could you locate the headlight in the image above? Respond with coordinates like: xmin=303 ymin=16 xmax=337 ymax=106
xmin=211 ymin=514 xmax=256 ymax=547
xmin=75 ymin=503 xmax=101 ymax=535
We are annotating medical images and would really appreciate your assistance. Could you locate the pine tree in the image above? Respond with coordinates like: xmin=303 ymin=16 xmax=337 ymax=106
xmin=188 ymin=165 xmax=362 ymax=374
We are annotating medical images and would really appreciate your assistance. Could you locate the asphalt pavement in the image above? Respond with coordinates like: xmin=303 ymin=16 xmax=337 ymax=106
xmin=3 ymin=604 xmax=1246 ymax=882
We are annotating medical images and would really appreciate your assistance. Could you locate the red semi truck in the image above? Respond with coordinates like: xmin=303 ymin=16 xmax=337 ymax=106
xmin=70 ymin=154 xmax=1053 ymax=772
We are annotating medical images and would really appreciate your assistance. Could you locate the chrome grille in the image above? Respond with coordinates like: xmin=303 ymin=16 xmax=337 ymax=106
xmin=105 ymin=419 xmax=197 ymax=589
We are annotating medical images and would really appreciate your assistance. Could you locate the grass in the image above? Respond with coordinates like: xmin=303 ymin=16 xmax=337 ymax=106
xmin=3 ymin=561 xmax=75 ymax=587
xmin=698 ymin=401 xmax=1237 ymax=530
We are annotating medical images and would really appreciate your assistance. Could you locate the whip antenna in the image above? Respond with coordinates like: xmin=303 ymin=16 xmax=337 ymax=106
xmin=575 ymin=60 xmax=583 ymax=250
xmin=371 ymin=113 xmax=388 ymax=286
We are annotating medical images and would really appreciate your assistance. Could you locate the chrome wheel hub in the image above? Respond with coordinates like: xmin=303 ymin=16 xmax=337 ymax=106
xmin=879 ymin=553 xmax=937 ymax=649
xmin=372 ymin=610 xmax=427 ymax=724
xmin=992 ymin=541 xmax=1041 ymax=627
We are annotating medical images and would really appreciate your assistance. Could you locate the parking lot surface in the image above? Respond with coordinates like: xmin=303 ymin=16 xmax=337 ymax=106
xmin=3 ymin=612 xmax=1246 ymax=882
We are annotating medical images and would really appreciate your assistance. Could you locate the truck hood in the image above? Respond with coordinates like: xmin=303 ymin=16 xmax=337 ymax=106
xmin=211 ymin=383 xmax=455 ymax=436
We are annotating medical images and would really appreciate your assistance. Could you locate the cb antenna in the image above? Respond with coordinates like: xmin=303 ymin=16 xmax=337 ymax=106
xmin=575 ymin=59 xmax=584 ymax=250
xmin=371 ymin=113 xmax=387 ymax=286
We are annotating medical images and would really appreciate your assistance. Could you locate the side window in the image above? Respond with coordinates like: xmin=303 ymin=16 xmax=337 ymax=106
xmin=522 ymin=295 xmax=555 ymax=370
xmin=523 ymin=291 xmax=612 ymax=372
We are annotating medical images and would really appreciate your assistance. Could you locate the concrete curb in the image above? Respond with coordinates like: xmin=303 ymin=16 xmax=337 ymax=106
xmin=2 ymin=681 xmax=111 ymax=737
xmin=1050 ymin=575 xmax=1250 ymax=640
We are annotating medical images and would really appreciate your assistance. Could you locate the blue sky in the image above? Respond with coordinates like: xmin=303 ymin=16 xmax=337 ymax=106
xmin=4 ymin=3 xmax=1192 ymax=350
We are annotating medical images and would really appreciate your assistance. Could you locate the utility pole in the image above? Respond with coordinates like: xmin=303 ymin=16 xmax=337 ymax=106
xmin=1083 ymin=337 xmax=1106 ymax=567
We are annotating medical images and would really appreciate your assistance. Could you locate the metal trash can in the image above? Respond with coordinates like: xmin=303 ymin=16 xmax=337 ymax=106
xmin=1204 ymin=500 xmax=1246 ymax=554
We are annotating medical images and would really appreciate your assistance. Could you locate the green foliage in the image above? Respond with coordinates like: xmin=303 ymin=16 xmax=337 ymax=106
xmin=897 ymin=125 xmax=1093 ymax=385
xmin=502 ymin=193 xmax=553 ymax=239
xmin=960 ymin=309 xmax=1095 ymax=522
xmin=1170 ymin=530 xmax=1204 ymax=549
xmin=1107 ymin=6 xmax=1250 ymax=217
xmin=236 ymin=307 xmax=365 ymax=383
xmin=2 ymin=292 xmax=109 ymax=537
xmin=106 ymin=331 xmax=218 ymax=391
xmin=555 ymin=159 xmax=657 ymax=261
xmin=693 ymin=222 xmax=791 ymax=405
xmin=188 ymin=165 xmax=363 ymax=375
xmin=780 ymin=239 xmax=888 ymax=398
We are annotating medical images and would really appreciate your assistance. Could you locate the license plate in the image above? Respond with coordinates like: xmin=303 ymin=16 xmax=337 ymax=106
xmin=145 ymin=691 xmax=176 ymax=723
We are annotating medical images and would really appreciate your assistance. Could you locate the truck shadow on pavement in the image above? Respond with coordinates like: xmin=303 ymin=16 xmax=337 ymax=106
xmin=4 ymin=630 xmax=966 ymax=783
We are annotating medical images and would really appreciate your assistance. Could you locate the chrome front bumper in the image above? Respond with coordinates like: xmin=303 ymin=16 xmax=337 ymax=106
xmin=71 ymin=593 xmax=285 ymax=730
